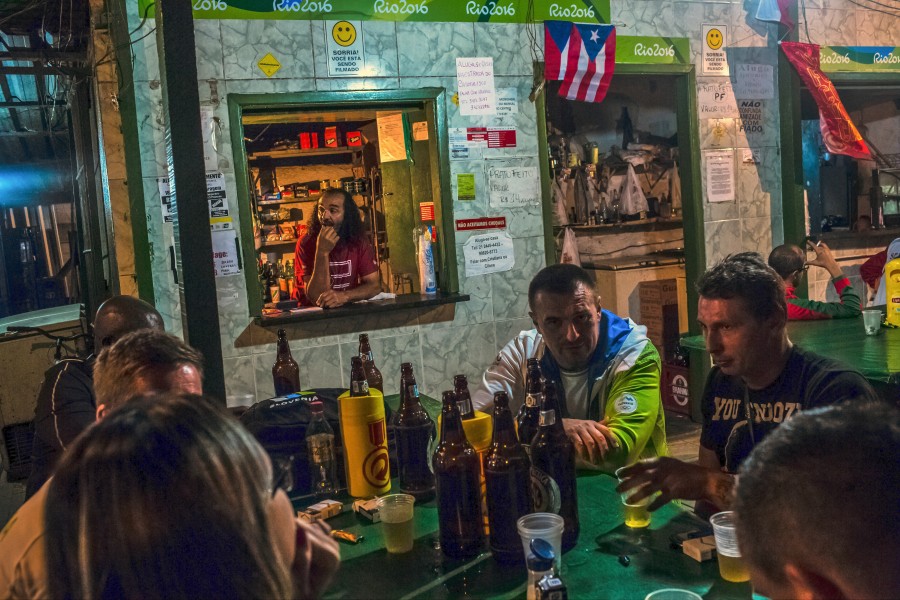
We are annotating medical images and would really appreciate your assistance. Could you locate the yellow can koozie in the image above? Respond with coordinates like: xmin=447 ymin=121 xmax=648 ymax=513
xmin=885 ymin=258 xmax=900 ymax=327
xmin=338 ymin=389 xmax=391 ymax=498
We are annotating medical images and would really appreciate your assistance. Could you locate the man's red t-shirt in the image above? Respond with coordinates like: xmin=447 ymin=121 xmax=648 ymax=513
xmin=293 ymin=233 xmax=378 ymax=305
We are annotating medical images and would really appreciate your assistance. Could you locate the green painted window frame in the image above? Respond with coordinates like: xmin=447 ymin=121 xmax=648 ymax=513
xmin=227 ymin=88 xmax=457 ymax=317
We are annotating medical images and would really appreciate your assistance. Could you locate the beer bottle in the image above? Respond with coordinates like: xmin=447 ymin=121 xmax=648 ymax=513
xmin=272 ymin=328 xmax=301 ymax=396
xmin=358 ymin=334 xmax=384 ymax=393
xmin=306 ymin=400 xmax=338 ymax=499
xmin=530 ymin=380 xmax=579 ymax=551
xmin=391 ymin=362 xmax=435 ymax=500
xmin=453 ymin=374 xmax=475 ymax=420
xmin=433 ymin=390 xmax=484 ymax=559
xmin=267 ymin=261 xmax=280 ymax=303
xmin=516 ymin=358 xmax=543 ymax=452
xmin=485 ymin=390 xmax=532 ymax=563
xmin=349 ymin=356 xmax=369 ymax=396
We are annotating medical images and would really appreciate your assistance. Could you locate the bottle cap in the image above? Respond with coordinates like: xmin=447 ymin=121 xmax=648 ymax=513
xmin=526 ymin=538 xmax=555 ymax=571
xmin=309 ymin=400 xmax=324 ymax=413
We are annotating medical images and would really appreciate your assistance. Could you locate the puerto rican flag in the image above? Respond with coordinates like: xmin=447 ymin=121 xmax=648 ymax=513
xmin=545 ymin=20 xmax=616 ymax=104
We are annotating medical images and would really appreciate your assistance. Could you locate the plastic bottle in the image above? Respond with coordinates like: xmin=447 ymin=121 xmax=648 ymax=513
xmin=306 ymin=400 xmax=337 ymax=499
xmin=417 ymin=227 xmax=437 ymax=295
xmin=526 ymin=539 xmax=556 ymax=600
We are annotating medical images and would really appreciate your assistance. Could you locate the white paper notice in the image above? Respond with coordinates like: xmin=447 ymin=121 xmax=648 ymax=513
xmin=449 ymin=127 xmax=470 ymax=160
xmin=412 ymin=121 xmax=429 ymax=141
xmin=487 ymin=165 xmax=540 ymax=208
xmin=705 ymin=150 xmax=735 ymax=203
xmin=157 ymin=177 xmax=173 ymax=223
xmin=697 ymin=79 xmax=739 ymax=119
xmin=456 ymin=57 xmax=496 ymax=116
xmin=464 ymin=230 xmax=515 ymax=277
xmin=733 ymin=64 xmax=774 ymax=99
xmin=200 ymin=106 xmax=217 ymax=171
xmin=496 ymin=87 xmax=518 ymax=117
xmin=206 ymin=172 xmax=232 ymax=230
xmin=211 ymin=229 xmax=241 ymax=277
xmin=325 ymin=20 xmax=366 ymax=77
xmin=376 ymin=112 xmax=406 ymax=163
xmin=701 ymin=24 xmax=729 ymax=75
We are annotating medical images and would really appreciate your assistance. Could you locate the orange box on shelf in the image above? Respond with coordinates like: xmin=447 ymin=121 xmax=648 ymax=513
xmin=324 ymin=126 xmax=341 ymax=148
xmin=299 ymin=132 xmax=311 ymax=149
xmin=346 ymin=130 xmax=362 ymax=146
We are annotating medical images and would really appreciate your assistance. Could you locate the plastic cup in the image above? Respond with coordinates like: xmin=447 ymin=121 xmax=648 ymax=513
xmin=645 ymin=589 xmax=703 ymax=600
xmin=377 ymin=494 xmax=415 ymax=554
xmin=862 ymin=309 xmax=882 ymax=335
xmin=709 ymin=511 xmax=750 ymax=582
xmin=615 ymin=467 xmax=651 ymax=528
xmin=517 ymin=513 xmax=564 ymax=571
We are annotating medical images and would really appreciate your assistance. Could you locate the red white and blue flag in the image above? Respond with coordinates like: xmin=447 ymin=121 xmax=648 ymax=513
xmin=545 ymin=20 xmax=616 ymax=104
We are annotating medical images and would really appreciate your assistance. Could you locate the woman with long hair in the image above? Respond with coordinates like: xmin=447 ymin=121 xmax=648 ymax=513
xmin=292 ymin=188 xmax=381 ymax=308
xmin=44 ymin=393 xmax=340 ymax=600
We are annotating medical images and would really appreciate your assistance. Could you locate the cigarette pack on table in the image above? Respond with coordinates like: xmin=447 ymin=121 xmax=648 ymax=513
xmin=352 ymin=497 xmax=381 ymax=523
xmin=298 ymin=499 xmax=342 ymax=523
xmin=683 ymin=535 xmax=717 ymax=562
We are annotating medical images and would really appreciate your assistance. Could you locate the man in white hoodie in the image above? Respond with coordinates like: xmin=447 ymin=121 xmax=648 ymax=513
xmin=473 ymin=263 xmax=667 ymax=471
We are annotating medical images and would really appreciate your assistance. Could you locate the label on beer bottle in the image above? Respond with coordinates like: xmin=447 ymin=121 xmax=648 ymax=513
xmin=525 ymin=392 xmax=543 ymax=408
xmin=538 ymin=409 xmax=556 ymax=427
xmin=530 ymin=466 xmax=562 ymax=514
xmin=407 ymin=384 xmax=419 ymax=398
xmin=351 ymin=380 xmax=370 ymax=395
xmin=307 ymin=435 xmax=333 ymax=465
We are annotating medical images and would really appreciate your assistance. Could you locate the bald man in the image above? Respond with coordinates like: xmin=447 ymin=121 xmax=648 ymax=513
xmin=25 ymin=296 xmax=163 ymax=497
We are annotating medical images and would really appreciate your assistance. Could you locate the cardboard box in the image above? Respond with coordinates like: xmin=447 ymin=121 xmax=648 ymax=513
xmin=638 ymin=279 xmax=679 ymax=306
xmin=324 ymin=126 xmax=341 ymax=148
xmin=299 ymin=132 xmax=311 ymax=149
xmin=662 ymin=362 xmax=691 ymax=416
xmin=346 ymin=130 xmax=362 ymax=146
xmin=298 ymin=499 xmax=342 ymax=523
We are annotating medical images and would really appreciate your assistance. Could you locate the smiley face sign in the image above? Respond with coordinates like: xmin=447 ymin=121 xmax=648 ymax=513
xmin=706 ymin=27 xmax=723 ymax=50
xmin=325 ymin=20 xmax=365 ymax=76
xmin=701 ymin=23 xmax=729 ymax=75
xmin=332 ymin=21 xmax=357 ymax=47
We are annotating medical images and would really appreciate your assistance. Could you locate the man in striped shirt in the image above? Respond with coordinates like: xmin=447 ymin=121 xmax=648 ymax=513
xmin=768 ymin=241 xmax=861 ymax=320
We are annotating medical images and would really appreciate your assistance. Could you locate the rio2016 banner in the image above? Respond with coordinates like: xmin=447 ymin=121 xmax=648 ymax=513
xmin=138 ymin=0 xmax=610 ymax=24
xmin=820 ymin=46 xmax=900 ymax=72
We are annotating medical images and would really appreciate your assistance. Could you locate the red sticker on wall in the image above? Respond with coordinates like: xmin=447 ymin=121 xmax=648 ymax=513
xmin=419 ymin=202 xmax=435 ymax=221
xmin=455 ymin=217 xmax=507 ymax=231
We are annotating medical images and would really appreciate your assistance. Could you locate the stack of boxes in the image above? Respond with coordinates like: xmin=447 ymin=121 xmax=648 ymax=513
xmin=638 ymin=279 xmax=690 ymax=416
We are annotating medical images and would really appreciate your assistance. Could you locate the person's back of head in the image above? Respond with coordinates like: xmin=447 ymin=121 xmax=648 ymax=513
xmin=734 ymin=402 xmax=900 ymax=599
xmin=44 ymin=392 xmax=292 ymax=600
xmin=767 ymin=244 xmax=805 ymax=282
xmin=93 ymin=330 xmax=204 ymax=416
xmin=528 ymin=263 xmax=596 ymax=309
xmin=696 ymin=252 xmax=786 ymax=322
xmin=92 ymin=295 xmax=164 ymax=351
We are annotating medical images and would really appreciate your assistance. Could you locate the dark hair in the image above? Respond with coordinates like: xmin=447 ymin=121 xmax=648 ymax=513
xmin=94 ymin=330 xmax=204 ymax=412
xmin=307 ymin=188 xmax=365 ymax=242
xmin=45 ymin=392 xmax=292 ymax=599
xmin=528 ymin=263 xmax=596 ymax=309
xmin=696 ymin=252 xmax=786 ymax=321
xmin=734 ymin=402 xmax=900 ymax=596
xmin=767 ymin=244 xmax=805 ymax=280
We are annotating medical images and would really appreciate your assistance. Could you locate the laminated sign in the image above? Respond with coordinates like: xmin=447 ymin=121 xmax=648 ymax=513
xmin=464 ymin=230 xmax=515 ymax=277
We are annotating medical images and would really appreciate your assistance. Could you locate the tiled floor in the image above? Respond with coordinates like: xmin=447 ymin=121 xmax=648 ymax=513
xmin=0 ymin=411 xmax=702 ymax=529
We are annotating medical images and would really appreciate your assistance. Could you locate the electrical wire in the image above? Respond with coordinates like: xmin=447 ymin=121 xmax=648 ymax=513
xmin=846 ymin=0 xmax=900 ymax=14
xmin=94 ymin=2 xmax=156 ymax=68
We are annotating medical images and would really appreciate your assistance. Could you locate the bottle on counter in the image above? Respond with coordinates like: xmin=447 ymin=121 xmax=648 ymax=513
xmin=453 ymin=374 xmax=475 ymax=420
xmin=391 ymin=362 xmax=436 ymax=501
xmin=277 ymin=258 xmax=289 ymax=296
xmin=285 ymin=260 xmax=296 ymax=299
xmin=433 ymin=390 xmax=484 ymax=559
xmin=261 ymin=261 xmax=273 ymax=303
xmin=358 ymin=334 xmax=384 ymax=393
xmin=306 ymin=400 xmax=337 ymax=499
xmin=485 ymin=390 xmax=533 ymax=564
xmin=516 ymin=358 xmax=543 ymax=453
xmin=272 ymin=328 xmax=301 ymax=396
xmin=530 ymin=380 xmax=579 ymax=552
xmin=349 ymin=356 xmax=369 ymax=397
xmin=267 ymin=261 xmax=280 ymax=303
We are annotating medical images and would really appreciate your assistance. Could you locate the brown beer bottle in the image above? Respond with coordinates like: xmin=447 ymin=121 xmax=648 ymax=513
xmin=516 ymin=358 xmax=543 ymax=452
xmin=530 ymin=380 xmax=579 ymax=551
xmin=272 ymin=328 xmax=301 ymax=396
xmin=358 ymin=333 xmax=384 ymax=393
xmin=349 ymin=356 xmax=369 ymax=396
xmin=391 ymin=363 xmax=435 ymax=500
xmin=433 ymin=390 xmax=484 ymax=559
xmin=485 ymin=390 xmax=533 ymax=563
xmin=453 ymin=374 xmax=475 ymax=420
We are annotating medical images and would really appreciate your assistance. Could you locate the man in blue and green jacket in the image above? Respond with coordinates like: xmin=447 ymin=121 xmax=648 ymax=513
xmin=472 ymin=263 xmax=667 ymax=472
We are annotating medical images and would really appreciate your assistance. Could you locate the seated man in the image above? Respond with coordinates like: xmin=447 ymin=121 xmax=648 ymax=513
xmin=768 ymin=241 xmax=860 ymax=320
xmin=472 ymin=263 xmax=667 ymax=470
xmin=26 ymin=295 xmax=164 ymax=498
xmin=293 ymin=189 xmax=380 ymax=308
xmin=734 ymin=402 xmax=899 ymax=599
xmin=617 ymin=253 xmax=877 ymax=512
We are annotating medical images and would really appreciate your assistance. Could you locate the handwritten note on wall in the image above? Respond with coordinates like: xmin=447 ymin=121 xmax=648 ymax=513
xmin=487 ymin=165 xmax=539 ymax=208
xmin=456 ymin=57 xmax=496 ymax=116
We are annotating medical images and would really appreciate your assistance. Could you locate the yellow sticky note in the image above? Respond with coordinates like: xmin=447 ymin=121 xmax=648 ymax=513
xmin=457 ymin=173 xmax=475 ymax=201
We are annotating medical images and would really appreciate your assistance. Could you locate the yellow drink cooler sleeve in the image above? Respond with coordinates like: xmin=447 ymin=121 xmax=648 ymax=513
xmin=885 ymin=258 xmax=900 ymax=327
xmin=338 ymin=389 xmax=391 ymax=498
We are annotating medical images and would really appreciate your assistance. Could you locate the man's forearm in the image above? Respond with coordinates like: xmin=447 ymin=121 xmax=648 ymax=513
xmin=344 ymin=278 xmax=381 ymax=302
xmin=306 ymin=253 xmax=331 ymax=301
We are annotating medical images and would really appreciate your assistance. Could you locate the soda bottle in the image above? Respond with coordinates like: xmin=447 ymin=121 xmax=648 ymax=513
xmin=349 ymin=356 xmax=369 ymax=396
xmin=358 ymin=334 xmax=384 ymax=393
xmin=391 ymin=362 xmax=435 ymax=500
xmin=530 ymin=380 xmax=579 ymax=551
xmin=433 ymin=390 xmax=484 ymax=559
xmin=484 ymin=391 xmax=532 ymax=563
xmin=516 ymin=358 xmax=543 ymax=452
xmin=272 ymin=329 xmax=301 ymax=396
xmin=306 ymin=400 xmax=337 ymax=499
xmin=453 ymin=374 xmax=475 ymax=420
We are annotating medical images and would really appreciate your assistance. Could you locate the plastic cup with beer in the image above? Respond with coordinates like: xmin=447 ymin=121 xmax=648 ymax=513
xmin=517 ymin=513 xmax=564 ymax=571
xmin=615 ymin=467 xmax=651 ymax=528
xmin=862 ymin=309 xmax=882 ymax=336
xmin=709 ymin=511 xmax=750 ymax=582
xmin=644 ymin=589 xmax=703 ymax=600
xmin=377 ymin=494 xmax=415 ymax=554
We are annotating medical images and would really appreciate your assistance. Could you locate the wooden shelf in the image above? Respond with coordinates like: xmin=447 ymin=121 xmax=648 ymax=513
xmin=249 ymin=146 xmax=360 ymax=160
xmin=257 ymin=195 xmax=319 ymax=206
